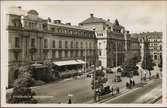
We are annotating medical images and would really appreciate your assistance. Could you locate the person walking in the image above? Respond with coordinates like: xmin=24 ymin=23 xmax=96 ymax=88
xmin=68 ymin=98 xmax=72 ymax=104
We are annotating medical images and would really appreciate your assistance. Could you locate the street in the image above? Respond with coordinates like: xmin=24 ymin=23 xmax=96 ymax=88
xmin=104 ymin=78 xmax=162 ymax=103
xmin=6 ymin=63 xmax=162 ymax=104
xmin=30 ymin=64 xmax=161 ymax=103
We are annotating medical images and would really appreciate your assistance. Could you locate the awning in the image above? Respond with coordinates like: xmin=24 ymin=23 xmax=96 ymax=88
xmin=53 ymin=59 xmax=85 ymax=66
xmin=76 ymin=59 xmax=86 ymax=64
xmin=31 ymin=63 xmax=43 ymax=67
xmin=31 ymin=63 xmax=47 ymax=68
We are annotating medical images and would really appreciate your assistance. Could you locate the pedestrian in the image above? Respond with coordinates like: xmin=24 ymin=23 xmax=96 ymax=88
xmin=126 ymin=82 xmax=129 ymax=89
xmin=149 ymin=71 xmax=151 ymax=79
xmin=130 ymin=79 xmax=133 ymax=88
xmin=132 ymin=80 xmax=135 ymax=86
xmin=116 ymin=87 xmax=120 ymax=94
xmin=111 ymin=87 xmax=114 ymax=95
xmin=130 ymin=79 xmax=133 ymax=85
xmin=68 ymin=98 xmax=72 ymax=104
xmin=156 ymin=73 xmax=159 ymax=79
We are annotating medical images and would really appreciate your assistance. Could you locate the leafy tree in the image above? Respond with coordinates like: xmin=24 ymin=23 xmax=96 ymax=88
xmin=91 ymin=67 xmax=107 ymax=90
xmin=122 ymin=56 xmax=139 ymax=79
xmin=8 ymin=65 xmax=37 ymax=103
xmin=141 ymin=40 xmax=155 ymax=78
xmin=158 ymin=55 xmax=162 ymax=72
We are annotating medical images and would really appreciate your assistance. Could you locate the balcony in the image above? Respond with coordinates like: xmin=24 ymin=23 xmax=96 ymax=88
xmin=9 ymin=48 xmax=22 ymax=52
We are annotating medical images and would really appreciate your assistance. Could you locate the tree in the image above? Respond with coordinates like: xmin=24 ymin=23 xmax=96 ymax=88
xmin=8 ymin=65 xmax=37 ymax=103
xmin=91 ymin=67 xmax=107 ymax=91
xmin=158 ymin=55 xmax=162 ymax=72
xmin=122 ymin=56 xmax=139 ymax=78
xmin=141 ymin=39 xmax=155 ymax=78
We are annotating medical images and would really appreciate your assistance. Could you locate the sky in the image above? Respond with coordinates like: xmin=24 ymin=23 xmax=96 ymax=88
xmin=2 ymin=1 xmax=167 ymax=33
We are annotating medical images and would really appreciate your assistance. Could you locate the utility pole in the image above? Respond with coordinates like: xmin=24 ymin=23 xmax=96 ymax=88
xmin=85 ymin=48 xmax=87 ymax=73
xmin=93 ymin=28 xmax=97 ymax=102
xmin=115 ymin=41 xmax=118 ymax=81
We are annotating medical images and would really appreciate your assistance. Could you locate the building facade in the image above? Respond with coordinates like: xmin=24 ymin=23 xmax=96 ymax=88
xmin=79 ymin=14 xmax=140 ymax=68
xmin=7 ymin=7 xmax=96 ymax=86
xmin=131 ymin=32 xmax=162 ymax=65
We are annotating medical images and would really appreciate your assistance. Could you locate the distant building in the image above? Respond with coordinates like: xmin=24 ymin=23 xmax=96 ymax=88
xmin=131 ymin=32 xmax=162 ymax=65
xmin=79 ymin=14 xmax=140 ymax=68
xmin=7 ymin=7 xmax=96 ymax=86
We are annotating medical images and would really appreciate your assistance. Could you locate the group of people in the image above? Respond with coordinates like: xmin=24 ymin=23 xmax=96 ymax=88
xmin=126 ymin=79 xmax=135 ymax=89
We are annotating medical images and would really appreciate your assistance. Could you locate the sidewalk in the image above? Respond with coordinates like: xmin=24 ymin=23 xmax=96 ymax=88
xmin=86 ymin=77 xmax=157 ymax=104
xmin=86 ymin=62 xmax=161 ymax=104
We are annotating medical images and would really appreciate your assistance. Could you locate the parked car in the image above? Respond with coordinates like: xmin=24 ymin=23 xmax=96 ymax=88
xmin=97 ymin=86 xmax=111 ymax=96
xmin=86 ymin=73 xmax=92 ymax=77
xmin=106 ymin=68 xmax=114 ymax=74
xmin=117 ymin=68 xmax=122 ymax=73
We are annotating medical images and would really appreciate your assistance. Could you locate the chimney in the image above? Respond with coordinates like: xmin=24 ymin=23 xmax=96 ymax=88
xmin=48 ymin=17 xmax=52 ymax=23
xmin=54 ymin=20 xmax=61 ymax=24
xmin=126 ymin=30 xmax=130 ymax=34
xmin=18 ymin=6 xmax=22 ymax=9
xmin=90 ymin=13 xmax=94 ymax=18
xmin=66 ymin=23 xmax=71 ymax=26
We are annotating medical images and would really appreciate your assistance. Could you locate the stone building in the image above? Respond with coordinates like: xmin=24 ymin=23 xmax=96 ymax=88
xmin=79 ymin=14 xmax=140 ymax=68
xmin=131 ymin=32 xmax=162 ymax=65
xmin=7 ymin=7 xmax=96 ymax=86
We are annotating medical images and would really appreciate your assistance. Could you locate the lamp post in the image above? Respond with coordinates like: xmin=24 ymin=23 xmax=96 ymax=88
xmin=85 ymin=48 xmax=87 ymax=73
xmin=115 ymin=41 xmax=118 ymax=81
xmin=92 ymin=27 xmax=97 ymax=102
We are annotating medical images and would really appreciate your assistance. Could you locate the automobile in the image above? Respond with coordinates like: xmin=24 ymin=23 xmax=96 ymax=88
xmin=86 ymin=73 xmax=92 ymax=77
xmin=106 ymin=68 xmax=114 ymax=74
xmin=117 ymin=68 xmax=122 ymax=73
xmin=96 ymin=86 xmax=111 ymax=96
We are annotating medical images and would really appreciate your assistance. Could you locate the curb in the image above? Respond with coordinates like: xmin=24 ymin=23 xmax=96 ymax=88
xmin=149 ymin=95 xmax=162 ymax=104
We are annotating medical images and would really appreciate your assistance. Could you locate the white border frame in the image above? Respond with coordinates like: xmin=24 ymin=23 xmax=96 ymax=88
xmin=1 ymin=1 xmax=167 ymax=107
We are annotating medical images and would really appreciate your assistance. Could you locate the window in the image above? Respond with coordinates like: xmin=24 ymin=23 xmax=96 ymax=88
xmin=89 ymin=42 xmax=91 ymax=49
xmin=31 ymin=38 xmax=35 ymax=48
xmin=51 ymin=27 xmax=55 ymax=32
xmin=76 ymin=42 xmax=78 ymax=48
xmin=76 ymin=50 xmax=78 ymax=57
xmin=81 ymin=50 xmax=83 ymax=57
xmin=58 ymin=51 xmax=62 ymax=58
xmin=65 ymin=41 xmax=68 ymax=48
xmin=59 ymin=40 xmax=62 ymax=48
xmin=98 ymin=60 xmax=102 ymax=66
xmin=154 ymin=55 xmax=157 ymax=60
xmin=99 ymin=49 xmax=102 ymax=56
xmin=44 ymin=39 xmax=48 ymax=48
xmin=160 ymin=45 xmax=162 ymax=50
xmin=81 ymin=42 xmax=83 ymax=49
xmin=99 ymin=42 xmax=101 ymax=49
xmin=97 ymin=33 xmax=103 ymax=36
xmin=52 ymin=51 xmax=55 ymax=58
xmin=71 ymin=41 xmax=73 ymax=48
xmin=14 ymin=52 xmax=19 ymax=61
xmin=44 ymin=52 xmax=48 ymax=60
xmin=43 ymin=24 xmax=47 ymax=30
xmin=65 ymin=51 xmax=68 ymax=58
xmin=52 ymin=40 xmax=55 ymax=48
xmin=15 ymin=37 xmax=19 ymax=48
xmin=86 ymin=42 xmax=88 ymax=49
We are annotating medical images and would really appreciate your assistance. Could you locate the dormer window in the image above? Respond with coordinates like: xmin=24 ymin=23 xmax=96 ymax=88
xmin=43 ymin=24 xmax=47 ymax=30
xmin=51 ymin=27 xmax=55 ymax=32
xmin=12 ymin=19 xmax=21 ymax=27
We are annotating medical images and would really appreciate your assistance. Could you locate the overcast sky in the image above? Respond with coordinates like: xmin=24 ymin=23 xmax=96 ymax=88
xmin=2 ymin=1 xmax=167 ymax=33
